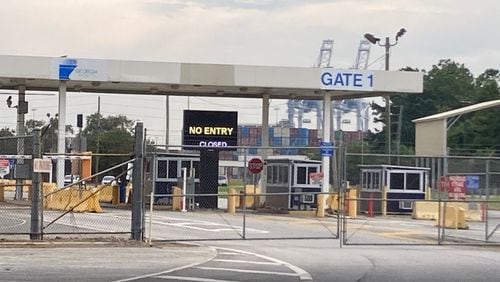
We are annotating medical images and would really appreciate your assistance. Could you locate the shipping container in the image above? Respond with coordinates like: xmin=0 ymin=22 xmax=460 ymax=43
xmin=274 ymin=127 xmax=282 ymax=137
xmin=269 ymin=127 xmax=274 ymax=138
xmin=282 ymin=137 xmax=290 ymax=146
xmin=282 ymin=127 xmax=290 ymax=138
xmin=240 ymin=126 xmax=250 ymax=138
xmin=299 ymin=128 xmax=309 ymax=138
xmin=272 ymin=137 xmax=282 ymax=146
xmin=290 ymin=128 xmax=299 ymax=137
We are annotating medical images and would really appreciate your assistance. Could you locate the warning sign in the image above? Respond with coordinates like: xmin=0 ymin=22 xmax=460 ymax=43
xmin=447 ymin=176 xmax=466 ymax=200
xmin=0 ymin=159 xmax=9 ymax=178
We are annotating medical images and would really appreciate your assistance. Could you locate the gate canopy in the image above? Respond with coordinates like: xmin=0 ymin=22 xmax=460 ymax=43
xmin=0 ymin=55 xmax=423 ymax=99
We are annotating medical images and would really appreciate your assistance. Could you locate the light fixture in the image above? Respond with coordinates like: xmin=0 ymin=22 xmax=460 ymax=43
xmin=364 ymin=33 xmax=380 ymax=44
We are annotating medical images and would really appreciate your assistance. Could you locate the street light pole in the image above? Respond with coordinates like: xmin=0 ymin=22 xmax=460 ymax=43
xmin=384 ymin=36 xmax=391 ymax=161
xmin=364 ymin=28 xmax=406 ymax=162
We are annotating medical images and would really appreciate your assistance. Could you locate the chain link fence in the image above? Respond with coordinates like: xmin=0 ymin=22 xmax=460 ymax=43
xmin=145 ymin=145 xmax=340 ymax=242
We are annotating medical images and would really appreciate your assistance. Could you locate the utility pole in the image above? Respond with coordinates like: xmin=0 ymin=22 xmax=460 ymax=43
xmin=396 ymin=106 xmax=403 ymax=165
xmin=95 ymin=96 xmax=101 ymax=183
xmin=15 ymin=86 xmax=27 ymax=200
xmin=364 ymin=28 xmax=406 ymax=164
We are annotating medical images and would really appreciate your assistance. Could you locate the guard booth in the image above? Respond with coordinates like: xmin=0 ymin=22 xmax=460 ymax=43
xmin=359 ymin=165 xmax=429 ymax=214
xmin=265 ymin=157 xmax=322 ymax=210
xmin=152 ymin=151 xmax=200 ymax=205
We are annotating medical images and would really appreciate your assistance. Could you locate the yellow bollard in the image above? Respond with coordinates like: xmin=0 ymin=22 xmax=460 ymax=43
xmin=381 ymin=186 xmax=387 ymax=216
xmin=112 ymin=185 xmax=119 ymax=205
xmin=348 ymin=188 xmax=357 ymax=218
xmin=227 ymin=188 xmax=236 ymax=214
xmin=172 ymin=186 xmax=182 ymax=211
xmin=316 ymin=194 xmax=325 ymax=218
xmin=425 ymin=187 xmax=432 ymax=200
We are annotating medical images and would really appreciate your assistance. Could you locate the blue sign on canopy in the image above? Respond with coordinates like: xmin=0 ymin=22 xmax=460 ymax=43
xmin=320 ymin=141 xmax=334 ymax=157
xmin=465 ymin=175 xmax=479 ymax=190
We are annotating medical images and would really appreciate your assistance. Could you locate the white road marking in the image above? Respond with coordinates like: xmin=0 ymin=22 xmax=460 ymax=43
xmin=0 ymin=215 xmax=26 ymax=230
xmin=154 ymin=275 xmax=236 ymax=282
xmin=218 ymin=252 xmax=239 ymax=256
xmin=151 ymin=219 xmax=268 ymax=233
xmin=112 ymin=252 xmax=217 ymax=282
xmin=195 ymin=266 xmax=298 ymax=277
xmin=212 ymin=259 xmax=281 ymax=266
xmin=214 ymin=247 xmax=312 ymax=281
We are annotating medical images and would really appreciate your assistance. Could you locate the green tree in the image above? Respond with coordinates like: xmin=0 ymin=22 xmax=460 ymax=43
xmin=82 ymin=113 xmax=135 ymax=176
xmin=369 ymin=60 xmax=476 ymax=155
xmin=448 ymin=68 xmax=500 ymax=155
xmin=0 ymin=127 xmax=16 ymax=154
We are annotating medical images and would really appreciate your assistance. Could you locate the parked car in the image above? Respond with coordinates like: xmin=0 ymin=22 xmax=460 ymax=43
xmin=101 ymin=175 xmax=116 ymax=185
xmin=218 ymin=175 xmax=228 ymax=186
xmin=63 ymin=175 xmax=80 ymax=186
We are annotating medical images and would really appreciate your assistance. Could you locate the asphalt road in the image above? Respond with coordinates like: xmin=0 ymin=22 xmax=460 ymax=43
xmin=1 ymin=241 xmax=500 ymax=282
xmin=2 ymin=205 xmax=500 ymax=281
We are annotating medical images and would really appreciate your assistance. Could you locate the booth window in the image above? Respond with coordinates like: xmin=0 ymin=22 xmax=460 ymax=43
xmin=406 ymin=173 xmax=420 ymax=190
xmin=361 ymin=170 xmax=382 ymax=191
xmin=157 ymin=160 xmax=167 ymax=178
xmin=295 ymin=165 xmax=321 ymax=186
xmin=297 ymin=167 xmax=307 ymax=184
xmin=390 ymin=173 xmax=404 ymax=190
xmin=168 ymin=160 xmax=177 ymax=179
xmin=267 ymin=165 xmax=289 ymax=184
xmin=388 ymin=170 xmax=423 ymax=192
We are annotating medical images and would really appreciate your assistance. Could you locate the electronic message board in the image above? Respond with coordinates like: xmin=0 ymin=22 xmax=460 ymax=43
xmin=183 ymin=110 xmax=238 ymax=149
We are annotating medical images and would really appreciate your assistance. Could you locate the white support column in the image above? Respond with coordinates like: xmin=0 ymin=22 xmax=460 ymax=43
xmin=322 ymin=92 xmax=331 ymax=193
xmin=260 ymin=94 xmax=270 ymax=198
xmin=165 ymin=95 xmax=169 ymax=147
xmin=56 ymin=81 xmax=67 ymax=188
xmin=15 ymin=85 xmax=26 ymax=200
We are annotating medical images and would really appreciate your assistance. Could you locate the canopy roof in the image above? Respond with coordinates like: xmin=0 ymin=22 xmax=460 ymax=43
xmin=0 ymin=55 xmax=423 ymax=100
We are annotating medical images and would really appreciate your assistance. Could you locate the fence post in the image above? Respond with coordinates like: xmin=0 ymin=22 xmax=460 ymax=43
xmin=30 ymin=128 xmax=42 ymax=240
xmin=131 ymin=122 xmax=144 ymax=241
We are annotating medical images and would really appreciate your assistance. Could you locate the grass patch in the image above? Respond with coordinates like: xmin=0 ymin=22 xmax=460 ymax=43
xmin=218 ymin=185 xmax=244 ymax=197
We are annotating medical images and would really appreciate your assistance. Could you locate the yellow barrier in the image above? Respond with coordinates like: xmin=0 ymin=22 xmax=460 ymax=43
xmin=347 ymin=188 xmax=357 ymax=218
xmin=98 ymin=185 xmax=114 ymax=202
xmin=413 ymin=201 xmax=482 ymax=222
xmin=45 ymin=187 xmax=102 ymax=213
xmin=327 ymin=193 xmax=339 ymax=211
xmin=436 ymin=206 xmax=468 ymax=229
xmin=240 ymin=185 xmax=261 ymax=208
xmin=0 ymin=186 xmax=4 ymax=202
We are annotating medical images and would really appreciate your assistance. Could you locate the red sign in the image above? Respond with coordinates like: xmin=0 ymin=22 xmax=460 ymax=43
xmin=248 ymin=158 xmax=263 ymax=174
xmin=447 ymin=176 xmax=466 ymax=200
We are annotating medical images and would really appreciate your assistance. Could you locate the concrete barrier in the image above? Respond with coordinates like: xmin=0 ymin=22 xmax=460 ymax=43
xmin=436 ymin=206 xmax=468 ymax=229
xmin=413 ymin=201 xmax=482 ymax=222
xmin=327 ymin=193 xmax=339 ymax=211
xmin=98 ymin=185 xmax=114 ymax=202
xmin=45 ymin=187 xmax=102 ymax=213
xmin=240 ymin=185 xmax=261 ymax=208
xmin=347 ymin=188 xmax=357 ymax=218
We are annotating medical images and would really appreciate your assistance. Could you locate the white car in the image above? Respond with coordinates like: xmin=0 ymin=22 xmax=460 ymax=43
xmin=101 ymin=176 xmax=116 ymax=185
xmin=218 ymin=175 xmax=228 ymax=186
xmin=64 ymin=175 xmax=80 ymax=186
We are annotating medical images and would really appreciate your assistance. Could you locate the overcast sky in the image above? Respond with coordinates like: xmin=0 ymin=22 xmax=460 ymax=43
xmin=0 ymin=0 xmax=498 ymax=144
